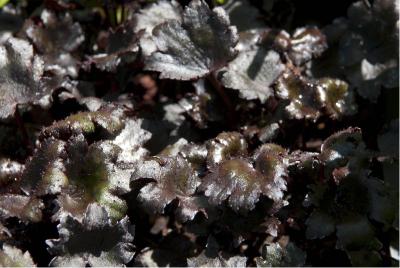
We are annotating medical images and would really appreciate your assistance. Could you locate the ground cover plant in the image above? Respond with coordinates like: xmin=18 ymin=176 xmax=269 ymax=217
xmin=0 ymin=0 xmax=398 ymax=266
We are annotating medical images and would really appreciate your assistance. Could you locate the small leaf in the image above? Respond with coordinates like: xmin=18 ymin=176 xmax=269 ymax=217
xmin=0 ymin=244 xmax=35 ymax=267
xmin=41 ymin=105 xmax=126 ymax=140
xmin=0 ymin=37 xmax=56 ymax=120
xmin=200 ymin=158 xmax=262 ymax=212
xmin=336 ymin=216 xmax=382 ymax=251
xmin=317 ymin=78 xmax=357 ymax=118
xmin=275 ymin=71 xmax=322 ymax=120
xmin=25 ymin=10 xmax=84 ymax=54
xmin=188 ymin=236 xmax=247 ymax=267
xmin=134 ymin=0 xmax=182 ymax=35
xmin=287 ymin=27 xmax=327 ymax=66
xmin=131 ymin=155 xmax=202 ymax=221
xmin=56 ymin=138 xmax=129 ymax=221
xmin=220 ymin=48 xmax=284 ymax=102
xmin=256 ymin=241 xmax=306 ymax=267
xmin=90 ymin=20 xmax=141 ymax=72
xmin=253 ymin=143 xmax=288 ymax=202
xmin=113 ymin=119 xmax=152 ymax=163
xmin=200 ymin=149 xmax=287 ymax=213
xmin=0 ymin=194 xmax=43 ymax=222
xmin=276 ymin=71 xmax=356 ymax=120
xmin=24 ymin=9 xmax=84 ymax=77
xmin=207 ymin=131 xmax=247 ymax=167
xmin=305 ymin=210 xmax=335 ymax=239
xmin=145 ymin=0 xmax=238 ymax=80
xmin=319 ymin=127 xmax=373 ymax=181
xmin=25 ymin=115 xmax=150 ymax=221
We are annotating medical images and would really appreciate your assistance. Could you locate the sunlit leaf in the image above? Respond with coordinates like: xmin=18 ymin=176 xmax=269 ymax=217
xmin=131 ymin=155 xmax=202 ymax=221
xmin=220 ymin=48 xmax=284 ymax=102
xmin=0 ymin=244 xmax=35 ymax=267
xmin=0 ymin=38 xmax=58 ymax=120
xmin=145 ymin=0 xmax=238 ymax=80
xmin=47 ymin=203 xmax=135 ymax=266
xmin=255 ymin=241 xmax=306 ymax=267
xmin=0 ymin=194 xmax=43 ymax=222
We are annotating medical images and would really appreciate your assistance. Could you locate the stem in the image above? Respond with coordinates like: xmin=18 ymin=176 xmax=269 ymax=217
xmin=14 ymin=107 xmax=32 ymax=153
xmin=207 ymin=73 xmax=236 ymax=128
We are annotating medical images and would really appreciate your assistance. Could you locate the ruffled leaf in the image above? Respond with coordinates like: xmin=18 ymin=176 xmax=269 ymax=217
xmin=90 ymin=20 xmax=140 ymax=72
xmin=253 ymin=144 xmax=288 ymax=202
xmin=41 ymin=105 xmax=126 ymax=140
xmin=0 ymin=37 xmax=58 ymax=120
xmin=24 ymin=9 xmax=84 ymax=77
xmin=47 ymin=203 xmax=135 ymax=267
xmin=276 ymin=71 xmax=356 ymax=120
xmin=131 ymin=155 xmax=202 ymax=221
xmin=20 ymin=138 xmax=67 ymax=195
xmin=200 ymin=143 xmax=288 ymax=213
xmin=206 ymin=132 xmax=247 ymax=167
xmin=287 ymin=27 xmax=327 ymax=66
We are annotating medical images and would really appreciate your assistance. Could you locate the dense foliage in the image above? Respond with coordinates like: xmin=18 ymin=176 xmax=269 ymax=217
xmin=0 ymin=0 xmax=398 ymax=266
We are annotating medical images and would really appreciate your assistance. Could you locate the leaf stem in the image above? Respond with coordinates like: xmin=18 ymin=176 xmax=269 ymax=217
xmin=207 ymin=73 xmax=236 ymax=128
xmin=14 ymin=107 xmax=32 ymax=153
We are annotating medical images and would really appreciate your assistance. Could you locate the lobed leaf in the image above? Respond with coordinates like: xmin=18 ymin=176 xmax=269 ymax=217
xmin=131 ymin=155 xmax=202 ymax=221
xmin=144 ymin=0 xmax=238 ymax=80
xmin=0 ymin=37 xmax=57 ymax=120
xmin=90 ymin=20 xmax=140 ymax=72
xmin=220 ymin=48 xmax=284 ymax=102
xmin=24 ymin=9 xmax=84 ymax=77
xmin=47 ymin=203 xmax=135 ymax=267
xmin=275 ymin=71 xmax=356 ymax=120
xmin=200 ymin=143 xmax=288 ymax=213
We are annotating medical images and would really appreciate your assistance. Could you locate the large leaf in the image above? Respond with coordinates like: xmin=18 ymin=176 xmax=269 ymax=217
xmin=23 ymin=110 xmax=151 ymax=221
xmin=145 ymin=0 xmax=238 ymax=80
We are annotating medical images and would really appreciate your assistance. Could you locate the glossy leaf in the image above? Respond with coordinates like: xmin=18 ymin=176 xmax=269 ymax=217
xmin=145 ymin=0 xmax=238 ymax=80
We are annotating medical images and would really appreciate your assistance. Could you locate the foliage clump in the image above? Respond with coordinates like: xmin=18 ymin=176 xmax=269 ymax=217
xmin=0 ymin=0 xmax=398 ymax=266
